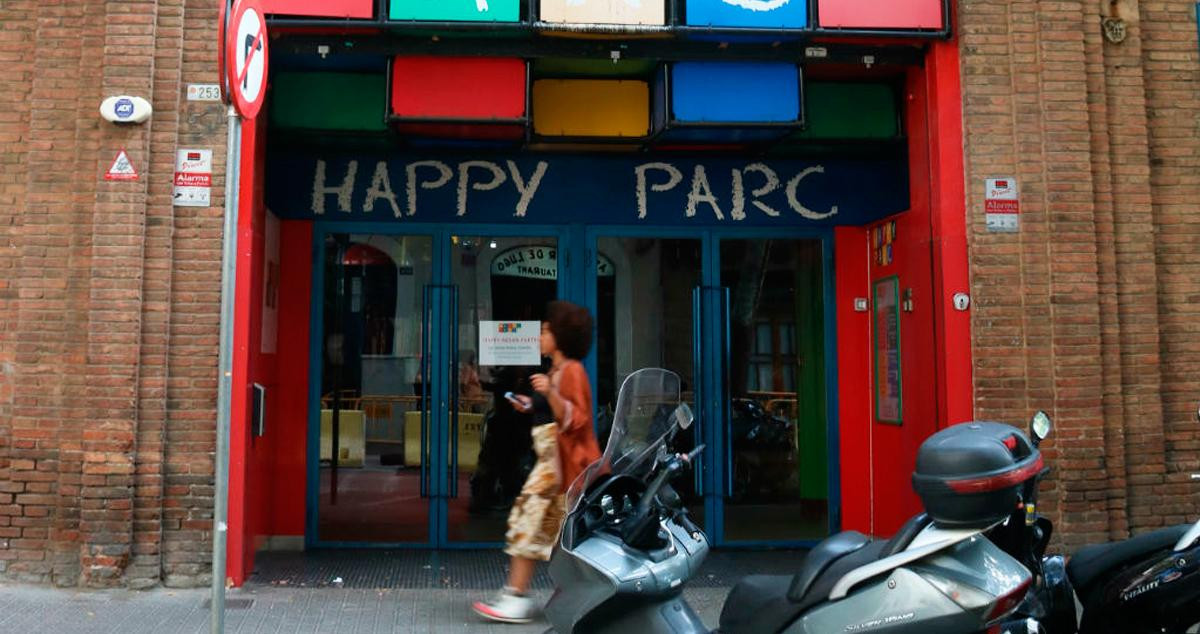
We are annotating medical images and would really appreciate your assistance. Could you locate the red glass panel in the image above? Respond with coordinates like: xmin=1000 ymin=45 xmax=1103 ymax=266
xmin=817 ymin=0 xmax=943 ymax=30
xmin=262 ymin=0 xmax=374 ymax=19
xmin=391 ymin=57 xmax=526 ymax=120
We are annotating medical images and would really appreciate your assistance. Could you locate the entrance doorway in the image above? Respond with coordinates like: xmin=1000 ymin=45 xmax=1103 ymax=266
xmin=312 ymin=229 xmax=563 ymax=547
xmin=309 ymin=226 xmax=834 ymax=548
xmin=589 ymin=232 xmax=833 ymax=547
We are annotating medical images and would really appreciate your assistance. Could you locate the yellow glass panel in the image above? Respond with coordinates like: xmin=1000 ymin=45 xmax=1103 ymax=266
xmin=533 ymin=79 xmax=650 ymax=137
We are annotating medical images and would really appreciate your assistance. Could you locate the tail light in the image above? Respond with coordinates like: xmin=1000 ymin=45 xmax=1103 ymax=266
xmin=986 ymin=575 xmax=1032 ymax=621
xmin=922 ymin=571 xmax=995 ymax=611
xmin=922 ymin=570 xmax=1032 ymax=622
xmin=945 ymin=455 xmax=1045 ymax=493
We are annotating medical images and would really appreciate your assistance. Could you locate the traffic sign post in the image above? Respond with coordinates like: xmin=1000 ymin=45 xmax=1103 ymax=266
xmin=212 ymin=1 xmax=266 ymax=632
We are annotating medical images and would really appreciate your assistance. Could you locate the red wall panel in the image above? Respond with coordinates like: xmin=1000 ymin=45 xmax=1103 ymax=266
xmin=391 ymin=57 xmax=526 ymax=119
xmin=262 ymin=0 xmax=374 ymax=19
xmin=817 ymin=0 xmax=943 ymax=30
xmin=270 ymin=220 xmax=313 ymax=537
xmin=835 ymin=226 xmax=873 ymax=534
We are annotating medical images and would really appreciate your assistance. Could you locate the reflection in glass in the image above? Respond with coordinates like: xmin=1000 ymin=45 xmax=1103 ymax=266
xmin=595 ymin=237 xmax=704 ymax=530
xmin=450 ymin=235 xmax=558 ymax=543
xmin=721 ymin=238 xmax=828 ymax=542
xmin=319 ymin=234 xmax=433 ymax=543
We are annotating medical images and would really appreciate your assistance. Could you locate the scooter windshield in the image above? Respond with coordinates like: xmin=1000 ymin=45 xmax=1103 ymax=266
xmin=565 ymin=368 xmax=683 ymax=513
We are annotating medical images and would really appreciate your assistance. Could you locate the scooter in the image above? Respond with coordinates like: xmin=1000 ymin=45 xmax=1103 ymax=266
xmin=544 ymin=368 xmax=1042 ymax=634
xmin=1012 ymin=405 xmax=1200 ymax=634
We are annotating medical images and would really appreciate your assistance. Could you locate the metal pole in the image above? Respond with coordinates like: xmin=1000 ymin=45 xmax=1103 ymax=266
xmin=211 ymin=104 xmax=242 ymax=634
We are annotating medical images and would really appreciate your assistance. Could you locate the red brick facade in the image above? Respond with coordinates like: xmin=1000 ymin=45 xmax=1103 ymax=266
xmin=0 ymin=1 xmax=227 ymax=587
xmin=960 ymin=0 xmax=1200 ymax=551
xmin=0 ymin=0 xmax=1196 ymax=587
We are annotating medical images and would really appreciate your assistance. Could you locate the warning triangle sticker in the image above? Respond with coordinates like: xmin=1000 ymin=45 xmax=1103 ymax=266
xmin=104 ymin=149 xmax=138 ymax=181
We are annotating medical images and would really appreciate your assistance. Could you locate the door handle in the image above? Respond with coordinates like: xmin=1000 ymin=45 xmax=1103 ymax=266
xmin=449 ymin=285 xmax=460 ymax=499
xmin=420 ymin=285 xmax=431 ymax=499
xmin=691 ymin=286 xmax=703 ymax=497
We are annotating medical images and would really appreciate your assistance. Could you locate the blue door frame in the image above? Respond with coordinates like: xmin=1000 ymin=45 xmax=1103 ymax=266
xmin=306 ymin=222 xmax=568 ymax=549
xmin=306 ymin=221 xmax=839 ymax=549
xmin=585 ymin=227 xmax=840 ymax=549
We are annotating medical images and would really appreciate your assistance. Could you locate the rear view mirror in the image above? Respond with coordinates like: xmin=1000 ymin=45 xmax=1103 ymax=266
xmin=674 ymin=403 xmax=694 ymax=430
xmin=1031 ymin=411 xmax=1052 ymax=445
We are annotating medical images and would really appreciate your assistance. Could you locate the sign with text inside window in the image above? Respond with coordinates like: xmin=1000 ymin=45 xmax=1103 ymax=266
xmin=479 ymin=321 xmax=541 ymax=366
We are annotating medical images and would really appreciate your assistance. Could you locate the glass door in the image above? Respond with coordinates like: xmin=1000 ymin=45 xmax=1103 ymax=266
xmin=716 ymin=237 xmax=830 ymax=543
xmin=316 ymin=232 xmax=434 ymax=543
xmin=445 ymin=234 xmax=563 ymax=544
xmin=592 ymin=236 xmax=706 ymax=529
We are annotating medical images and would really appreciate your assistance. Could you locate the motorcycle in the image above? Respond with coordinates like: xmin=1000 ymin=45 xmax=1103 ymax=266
xmin=1012 ymin=405 xmax=1200 ymax=634
xmin=544 ymin=368 xmax=1041 ymax=634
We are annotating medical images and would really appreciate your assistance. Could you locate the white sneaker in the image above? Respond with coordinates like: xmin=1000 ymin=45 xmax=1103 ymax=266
xmin=472 ymin=587 xmax=536 ymax=624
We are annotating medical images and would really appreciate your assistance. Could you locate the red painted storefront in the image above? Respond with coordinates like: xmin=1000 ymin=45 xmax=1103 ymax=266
xmin=218 ymin=0 xmax=971 ymax=587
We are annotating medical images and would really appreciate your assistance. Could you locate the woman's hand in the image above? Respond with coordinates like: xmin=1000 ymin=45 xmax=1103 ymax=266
xmin=530 ymin=373 xmax=551 ymax=395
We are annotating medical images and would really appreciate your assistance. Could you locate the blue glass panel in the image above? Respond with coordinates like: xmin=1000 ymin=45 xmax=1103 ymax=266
xmin=671 ymin=62 xmax=800 ymax=123
xmin=685 ymin=0 xmax=808 ymax=28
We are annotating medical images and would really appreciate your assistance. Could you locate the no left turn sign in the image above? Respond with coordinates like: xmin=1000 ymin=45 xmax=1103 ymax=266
xmin=226 ymin=0 xmax=268 ymax=119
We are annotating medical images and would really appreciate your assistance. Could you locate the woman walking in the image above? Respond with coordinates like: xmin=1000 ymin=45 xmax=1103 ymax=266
xmin=472 ymin=301 xmax=601 ymax=624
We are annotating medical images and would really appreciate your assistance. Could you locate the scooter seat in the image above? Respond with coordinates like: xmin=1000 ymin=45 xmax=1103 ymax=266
xmin=786 ymin=531 xmax=871 ymax=601
xmin=1067 ymin=524 xmax=1188 ymax=599
xmin=719 ymin=533 xmax=886 ymax=634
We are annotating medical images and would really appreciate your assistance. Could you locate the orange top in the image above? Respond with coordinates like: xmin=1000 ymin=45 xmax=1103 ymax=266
xmin=554 ymin=360 xmax=601 ymax=494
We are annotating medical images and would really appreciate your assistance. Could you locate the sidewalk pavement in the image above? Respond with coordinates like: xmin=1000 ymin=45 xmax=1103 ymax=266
xmin=0 ymin=583 xmax=729 ymax=633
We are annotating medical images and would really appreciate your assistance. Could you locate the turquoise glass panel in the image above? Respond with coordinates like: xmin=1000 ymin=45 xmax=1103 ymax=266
xmin=389 ymin=0 xmax=520 ymax=22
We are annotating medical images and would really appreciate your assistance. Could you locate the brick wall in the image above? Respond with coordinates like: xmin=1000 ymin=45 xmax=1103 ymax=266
xmin=960 ymin=0 xmax=1200 ymax=549
xmin=0 ymin=0 xmax=226 ymax=587
xmin=2 ymin=0 xmax=1197 ymax=588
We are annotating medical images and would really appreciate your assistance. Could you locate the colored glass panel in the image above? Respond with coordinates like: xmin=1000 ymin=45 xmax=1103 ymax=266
xmin=262 ymin=0 xmax=374 ymax=18
xmin=795 ymin=82 xmax=897 ymax=139
xmin=532 ymin=80 xmax=650 ymax=137
xmin=816 ymin=0 xmax=943 ymax=29
xmin=390 ymin=57 xmax=526 ymax=120
xmin=389 ymin=0 xmax=520 ymax=22
xmin=668 ymin=62 xmax=800 ymax=123
xmin=271 ymin=73 xmax=387 ymax=131
xmin=539 ymin=0 xmax=666 ymax=25
xmin=684 ymin=0 xmax=808 ymax=28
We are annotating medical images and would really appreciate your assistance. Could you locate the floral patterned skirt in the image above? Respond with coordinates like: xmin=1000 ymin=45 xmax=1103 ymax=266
xmin=503 ymin=423 xmax=565 ymax=561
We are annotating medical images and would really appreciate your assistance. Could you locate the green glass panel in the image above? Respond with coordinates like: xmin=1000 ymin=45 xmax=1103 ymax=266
xmin=533 ymin=57 xmax=658 ymax=78
xmin=270 ymin=73 xmax=387 ymax=132
xmin=389 ymin=0 xmax=520 ymax=22
xmin=796 ymin=82 xmax=898 ymax=139
xmin=794 ymin=247 xmax=828 ymax=500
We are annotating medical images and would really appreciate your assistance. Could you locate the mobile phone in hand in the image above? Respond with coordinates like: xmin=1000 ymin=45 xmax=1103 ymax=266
xmin=504 ymin=391 xmax=531 ymax=412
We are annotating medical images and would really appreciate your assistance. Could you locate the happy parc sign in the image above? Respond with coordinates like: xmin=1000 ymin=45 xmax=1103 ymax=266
xmin=265 ymin=153 xmax=909 ymax=227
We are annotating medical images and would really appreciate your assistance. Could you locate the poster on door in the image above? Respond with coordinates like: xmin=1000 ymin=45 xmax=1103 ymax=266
xmin=479 ymin=321 xmax=541 ymax=366
xmin=873 ymin=276 xmax=902 ymax=423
